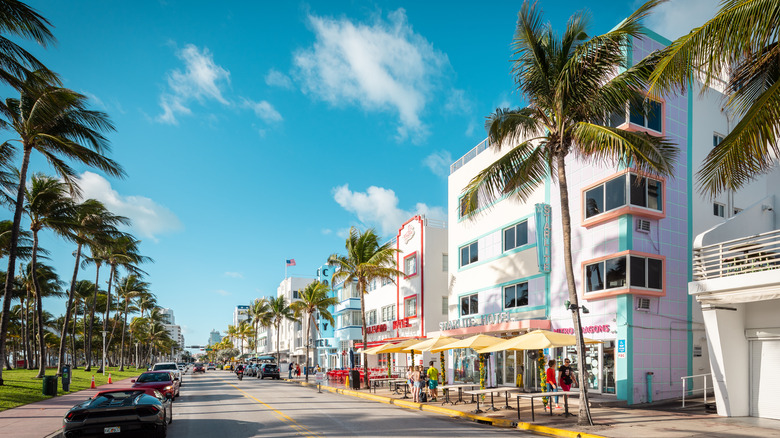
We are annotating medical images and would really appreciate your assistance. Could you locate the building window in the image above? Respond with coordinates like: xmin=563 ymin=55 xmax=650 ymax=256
xmin=460 ymin=293 xmax=479 ymax=316
xmin=713 ymin=134 xmax=724 ymax=147
xmin=504 ymin=282 xmax=529 ymax=309
xmin=584 ymin=173 xmax=663 ymax=219
xmin=366 ymin=309 xmax=377 ymax=326
xmin=442 ymin=297 xmax=448 ymax=315
xmin=442 ymin=253 xmax=448 ymax=271
xmin=504 ymin=221 xmax=529 ymax=251
xmin=404 ymin=296 xmax=417 ymax=318
xmin=340 ymin=310 xmax=361 ymax=327
xmin=404 ymin=253 xmax=417 ymax=277
xmin=713 ymin=202 xmax=725 ymax=217
xmin=585 ymin=255 xmax=662 ymax=292
xmin=292 ymin=290 xmax=299 ymax=299
xmin=629 ymin=98 xmax=662 ymax=132
xmin=381 ymin=305 xmax=396 ymax=322
xmin=460 ymin=241 xmax=479 ymax=267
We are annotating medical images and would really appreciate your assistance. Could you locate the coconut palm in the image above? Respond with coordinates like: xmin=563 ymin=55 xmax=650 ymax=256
xmin=647 ymin=0 xmax=780 ymax=195
xmin=267 ymin=296 xmax=294 ymax=365
xmin=236 ymin=321 xmax=253 ymax=356
xmin=61 ymin=200 xmax=127 ymax=374
xmin=0 ymin=72 xmax=125 ymax=384
xmin=290 ymin=280 xmax=337 ymax=382
xmin=72 ymin=279 xmax=95 ymax=368
xmin=248 ymin=297 xmax=271 ymax=356
xmin=23 ymin=262 xmax=63 ymax=377
xmin=0 ymin=0 xmax=55 ymax=90
xmin=328 ymin=227 xmax=403 ymax=389
xmin=460 ymin=1 xmax=677 ymax=425
xmin=115 ymin=275 xmax=148 ymax=370
xmin=224 ymin=324 xmax=237 ymax=350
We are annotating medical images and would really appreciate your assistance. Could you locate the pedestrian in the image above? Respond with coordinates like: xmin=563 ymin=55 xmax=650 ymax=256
xmin=546 ymin=359 xmax=560 ymax=409
xmin=558 ymin=358 xmax=577 ymax=394
xmin=296 ymin=363 xmax=301 ymax=377
xmin=316 ymin=364 xmax=321 ymax=373
xmin=289 ymin=362 xmax=295 ymax=379
xmin=411 ymin=365 xmax=423 ymax=402
xmin=407 ymin=365 xmax=414 ymax=394
xmin=426 ymin=360 xmax=439 ymax=402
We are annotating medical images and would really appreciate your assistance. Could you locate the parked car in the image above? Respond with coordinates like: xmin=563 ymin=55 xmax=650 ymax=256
xmin=193 ymin=363 xmax=205 ymax=373
xmin=152 ymin=362 xmax=182 ymax=385
xmin=206 ymin=363 xmax=216 ymax=370
xmin=132 ymin=371 xmax=180 ymax=399
xmin=62 ymin=389 xmax=171 ymax=438
xmin=258 ymin=363 xmax=280 ymax=380
xmin=245 ymin=364 xmax=258 ymax=377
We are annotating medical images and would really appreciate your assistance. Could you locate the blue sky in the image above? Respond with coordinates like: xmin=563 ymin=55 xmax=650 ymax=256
xmin=21 ymin=0 xmax=717 ymax=349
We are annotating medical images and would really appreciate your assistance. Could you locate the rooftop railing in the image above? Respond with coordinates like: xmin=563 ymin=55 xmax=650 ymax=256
xmin=692 ymin=228 xmax=780 ymax=280
xmin=450 ymin=138 xmax=492 ymax=175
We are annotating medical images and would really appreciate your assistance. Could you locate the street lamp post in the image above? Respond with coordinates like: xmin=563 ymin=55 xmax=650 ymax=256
xmin=135 ymin=342 xmax=139 ymax=371
xmin=101 ymin=331 xmax=108 ymax=376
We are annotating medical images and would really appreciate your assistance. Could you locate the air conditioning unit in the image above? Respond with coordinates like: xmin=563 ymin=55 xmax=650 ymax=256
xmin=636 ymin=297 xmax=651 ymax=311
xmin=636 ymin=219 xmax=651 ymax=233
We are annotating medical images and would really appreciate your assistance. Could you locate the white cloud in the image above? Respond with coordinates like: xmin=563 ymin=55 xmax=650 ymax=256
xmin=333 ymin=184 xmax=446 ymax=235
xmin=224 ymin=272 xmax=244 ymax=279
xmin=265 ymin=69 xmax=293 ymax=89
xmin=241 ymin=98 xmax=283 ymax=123
xmin=321 ymin=228 xmax=333 ymax=235
xmin=423 ymin=150 xmax=452 ymax=177
xmin=157 ymin=44 xmax=231 ymax=124
xmin=294 ymin=9 xmax=448 ymax=140
xmin=215 ymin=289 xmax=231 ymax=296
xmin=444 ymin=89 xmax=471 ymax=114
xmin=643 ymin=0 xmax=719 ymax=40
xmin=75 ymin=172 xmax=182 ymax=242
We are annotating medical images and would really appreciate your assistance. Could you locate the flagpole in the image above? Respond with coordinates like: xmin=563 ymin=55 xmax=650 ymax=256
xmin=285 ymin=260 xmax=287 ymax=280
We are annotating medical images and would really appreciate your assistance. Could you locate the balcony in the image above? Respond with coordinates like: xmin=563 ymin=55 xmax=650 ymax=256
xmin=450 ymin=138 xmax=492 ymax=174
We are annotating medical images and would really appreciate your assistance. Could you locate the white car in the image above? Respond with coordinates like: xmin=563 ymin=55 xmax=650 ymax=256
xmin=152 ymin=362 xmax=183 ymax=385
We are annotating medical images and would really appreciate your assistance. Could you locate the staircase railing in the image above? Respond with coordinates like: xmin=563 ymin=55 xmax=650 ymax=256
xmin=681 ymin=373 xmax=713 ymax=408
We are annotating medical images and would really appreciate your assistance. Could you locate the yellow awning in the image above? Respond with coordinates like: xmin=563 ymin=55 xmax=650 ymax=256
xmin=400 ymin=335 xmax=459 ymax=353
xmin=429 ymin=334 xmax=504 ymax=353
xmin=477 ymin=329 xmax=601 ymax=353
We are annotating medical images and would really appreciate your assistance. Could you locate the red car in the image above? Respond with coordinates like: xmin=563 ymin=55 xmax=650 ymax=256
xmin=132 ymin=371 xmax=180 ymax=399
xmin=193 ymin=363 xmax=205 ymax=373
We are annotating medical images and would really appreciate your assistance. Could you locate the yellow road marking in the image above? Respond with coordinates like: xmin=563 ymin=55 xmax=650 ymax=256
xmin=220 ymin=377 xmax=322 ymax=438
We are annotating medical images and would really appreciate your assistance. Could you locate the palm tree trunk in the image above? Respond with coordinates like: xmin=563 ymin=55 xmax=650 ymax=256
xmin=119 ymin=299 xmax=129 ymax=371
xmin=85 ymin=264 xmax=102 ymax=371
xmin=304 ymin=313 xmax=310 ymax=383
xmin=556 ymin=152 xmax=593 ymax=426
xmin=276 ymin=323 xmax=281 ymax=365
xmin=360 ymin=282 xmax=368 ymax=389
xmin=101 ymin=266 xmax=116 ymax=363
xmin=31 ymin=229 xmax=46 ymax=378
xmin=70 ymin=305 xmax=77 ymax=368
xmin=56 ymin=242 xmax=83 ymax=376
xmin=0 ymin=146 xmax=33 ymax=386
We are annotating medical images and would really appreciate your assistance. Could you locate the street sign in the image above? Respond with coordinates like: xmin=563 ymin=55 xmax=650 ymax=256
xmin=206 ymin=348 xmax=213 ymax=351
xmin=617 ymin=339 xmax=626 ymax=359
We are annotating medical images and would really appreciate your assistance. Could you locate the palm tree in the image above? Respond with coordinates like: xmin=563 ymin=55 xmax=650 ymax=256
xmin=647 ymin=0 xmax=780 ymax=195
xmin=290 ymin=280 xmax=337 ymax=382
xmin=459 ymin=1 xmax=678 ymax=425
xmin=267 ymin=296 xmax=294 ymax=365
xmin=328 ymin=227 xmax=403 ymax=389
xmin=0 ymin=0 xmax=55 ymax=90
xmin=72 ymin=279 xmax=95 ymax=368
xmin=23 ymin=262 xmax=63 ymax=377
xmin=0 ymin=72 xmax=125 ymax=384
xmin=62 ymin=200 xmax=127 ymax=375
xmin=115 ymin=275 xmax=148 ymax=371
xmin=248 ymin=298 xmax=270 ymax=356
xmin=24 ymin=174 xmax=74 ymax=377
xmin=224 ymin=324 xmax=237 ymax=351
xmin=236 ymin=321 xmax=253 ymax=357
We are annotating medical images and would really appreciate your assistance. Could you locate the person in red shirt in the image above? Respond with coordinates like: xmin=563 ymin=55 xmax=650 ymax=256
xmin=546 ymin=359 xmax=560 ymax=409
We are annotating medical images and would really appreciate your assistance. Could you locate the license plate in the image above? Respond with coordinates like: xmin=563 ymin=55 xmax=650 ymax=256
xmin=104 ymin=426 xmax=120 ymax=434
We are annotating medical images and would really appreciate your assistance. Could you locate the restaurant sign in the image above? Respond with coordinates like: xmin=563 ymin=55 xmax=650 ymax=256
xmin=553 ymin=324 xmax=611 ymax=335
xmin=439 ymin=312 xmax=510 ymax=331
xmin=365 ymin=323 xmax=389 ymax=334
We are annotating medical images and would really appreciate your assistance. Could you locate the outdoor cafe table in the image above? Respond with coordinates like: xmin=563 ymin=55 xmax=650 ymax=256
xmin=439 ymin=384 xmax=479 ymax=405
xmin=389 ymin=379 xmax=410 ymax=399
xmin=370 ymin=377 xmax=403 ymax=393
xmin=516 ymin=391 xmax=578 ymax=421
xmin=463 ymin=388 xmax=521 ymax=414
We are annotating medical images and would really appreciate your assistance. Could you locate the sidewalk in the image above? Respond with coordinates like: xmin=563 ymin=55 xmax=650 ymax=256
xmin=0 ymin=377 xmax=135 ymax=438
xmin=287 ymin=376 xmax=780 ymax=438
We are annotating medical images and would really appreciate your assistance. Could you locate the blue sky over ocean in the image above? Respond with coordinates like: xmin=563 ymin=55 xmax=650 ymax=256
xmin=23 ymin=0 xmax=718 ymax=349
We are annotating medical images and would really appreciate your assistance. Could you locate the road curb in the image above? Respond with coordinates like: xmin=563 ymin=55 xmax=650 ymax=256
xmin=284 ymin=378 xmax=604 ymax=438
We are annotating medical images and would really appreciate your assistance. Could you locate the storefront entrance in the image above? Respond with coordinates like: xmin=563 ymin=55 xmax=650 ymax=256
xmin=558 ymin=340 xmax=615 ymax=394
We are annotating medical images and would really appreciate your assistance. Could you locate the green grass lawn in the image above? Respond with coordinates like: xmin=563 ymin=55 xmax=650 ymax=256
xmin=0 ymin=367 xmax=145 ymax=412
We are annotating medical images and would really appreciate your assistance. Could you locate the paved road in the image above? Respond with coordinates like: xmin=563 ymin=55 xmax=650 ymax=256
xmin=168 ymin=371 xmax=521 ymax=437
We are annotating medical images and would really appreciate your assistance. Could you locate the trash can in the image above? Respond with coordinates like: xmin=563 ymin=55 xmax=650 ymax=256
xmin=349 ymin=370 xmax=360 ymax=390
xmin=62 ymin=365 xmax=71 ymax=392
xmin=42 ymin=375 xmax=58 ymax=396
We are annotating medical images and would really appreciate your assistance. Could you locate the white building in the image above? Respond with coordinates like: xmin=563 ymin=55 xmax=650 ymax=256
xmin=269 ymin=277 xmax=314 ymax=367
xmin=159 ymin=308 xmax=184 ymax=359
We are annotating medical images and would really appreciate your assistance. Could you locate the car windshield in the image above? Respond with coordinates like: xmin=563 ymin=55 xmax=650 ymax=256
xmin=95 ymin=390 xmax=143 ymax=401
xmin=153 ymin=364 xmax=177 ymax=370
xmin=137 ymin=373 xmax=170 ymax=383
xmin=194 ymin=363 xmax=203 ymax=367
xmin=264 ymin=365 xmax=277 ymax=371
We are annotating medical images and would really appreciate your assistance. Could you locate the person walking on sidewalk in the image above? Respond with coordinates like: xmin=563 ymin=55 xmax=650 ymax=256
xmin=558 ymin=358 xmax=577 ymax=393
xmin=289 ymin=362 xmax=295 ymax=379
xmin=411 ymin=366 xmax=423 ymax=402
xmin=546 ymin=359 xmax=560 ymax=410
xmin=426 ymin=361 xmax=439 ymax=402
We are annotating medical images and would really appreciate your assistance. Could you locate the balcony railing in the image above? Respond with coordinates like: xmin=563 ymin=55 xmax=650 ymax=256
xmin=693 ymin=229 xmax=780 ymax=280
xmin=450 ymin=138 xmax=492 ymax=174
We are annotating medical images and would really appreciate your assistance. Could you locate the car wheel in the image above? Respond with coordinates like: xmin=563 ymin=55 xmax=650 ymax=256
xmin=168 ymin=405 xmax=173 ymax=424
xmin=155 ymin=422 xmax=167 ymax=438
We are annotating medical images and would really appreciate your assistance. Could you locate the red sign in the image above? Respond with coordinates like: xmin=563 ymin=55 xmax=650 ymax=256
xmin=553 ymin=324 xmax=611 ymax=335
xmin=393 ymin=318 xmax=412 ymax=329
xmin=365 ymin=324 xmax=388 ymax=334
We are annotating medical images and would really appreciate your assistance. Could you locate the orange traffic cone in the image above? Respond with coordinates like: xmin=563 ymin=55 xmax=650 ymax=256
xmin=90 ymin=375 xmax=96 ymax=389
xmin=108 ymin=373 xmax=112 ymax=384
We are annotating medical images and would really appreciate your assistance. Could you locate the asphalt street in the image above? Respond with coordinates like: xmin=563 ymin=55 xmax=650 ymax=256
xmin=168 ymin=371 xmax=523 ymax=437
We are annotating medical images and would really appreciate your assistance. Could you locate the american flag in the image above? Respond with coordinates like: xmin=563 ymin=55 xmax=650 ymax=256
xmin=286 ymin=259 xmax=296 ymax=267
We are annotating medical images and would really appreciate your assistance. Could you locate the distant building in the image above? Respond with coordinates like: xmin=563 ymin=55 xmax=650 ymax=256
xmin=159 ymin=308 xmax=184 ymax=359
xmin=233 ymin=305 xmax=249 ymax=327
xmin=208 ymin=329 xmax=222 ymax=346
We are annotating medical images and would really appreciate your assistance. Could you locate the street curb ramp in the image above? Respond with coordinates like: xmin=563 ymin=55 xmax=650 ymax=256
xmin=284 ymin=378 xmax=605 ymax=438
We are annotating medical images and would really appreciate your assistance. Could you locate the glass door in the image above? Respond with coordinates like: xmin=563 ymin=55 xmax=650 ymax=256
xmin=496 ymin=352 xmax=504 ymax=385
xmin=602 ymin=341 xmax=616 ymax=394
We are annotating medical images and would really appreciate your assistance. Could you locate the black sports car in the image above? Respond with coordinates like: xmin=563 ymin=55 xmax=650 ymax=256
xmin=62 ymin=389 xmax=171 ymax=438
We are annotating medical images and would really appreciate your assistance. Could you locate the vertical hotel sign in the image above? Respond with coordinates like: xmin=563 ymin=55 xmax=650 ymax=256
xmin=535 ymin=203 xmax=552 ymax=273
